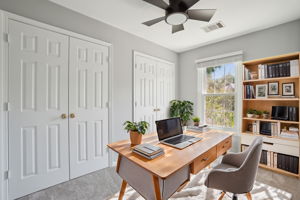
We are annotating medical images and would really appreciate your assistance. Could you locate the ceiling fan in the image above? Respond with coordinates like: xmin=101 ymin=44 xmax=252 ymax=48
xmin=142 ymin=0 xmax=216 ymax=33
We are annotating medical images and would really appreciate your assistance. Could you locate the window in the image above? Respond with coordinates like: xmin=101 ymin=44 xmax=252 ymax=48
xmin=199 ymin=63 xmax=237 ymax=129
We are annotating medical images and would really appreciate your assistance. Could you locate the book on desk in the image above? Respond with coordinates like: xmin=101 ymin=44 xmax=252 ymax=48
xmin=132 ymin=143 xmax=164 ymax=160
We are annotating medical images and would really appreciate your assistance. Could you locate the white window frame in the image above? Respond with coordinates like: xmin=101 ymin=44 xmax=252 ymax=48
xmin=196 ymin=51 xmax=243 ymax=132
xmin=197 ymin=64 xmax=238 ymax=131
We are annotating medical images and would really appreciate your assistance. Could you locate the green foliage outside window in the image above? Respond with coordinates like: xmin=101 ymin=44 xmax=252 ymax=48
xmin=203 ymin=63 xmax=236 ymax=128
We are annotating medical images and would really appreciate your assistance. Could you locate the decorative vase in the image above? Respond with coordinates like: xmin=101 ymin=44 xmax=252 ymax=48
xmin=194 ymin=122 xmax=200 ymax=126
xmin=247 ymin=114 xmax=254 ymax=118
xmin=130 ymin=131 xmax=142 ymax=146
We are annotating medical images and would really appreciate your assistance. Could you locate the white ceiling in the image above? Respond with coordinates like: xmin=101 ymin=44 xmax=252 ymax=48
xmin=49 ymin=0 xmax=300 ymax=53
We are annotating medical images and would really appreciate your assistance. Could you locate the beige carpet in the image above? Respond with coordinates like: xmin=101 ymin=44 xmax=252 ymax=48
xmin=108 ymin=168 xmax=292 ymax=200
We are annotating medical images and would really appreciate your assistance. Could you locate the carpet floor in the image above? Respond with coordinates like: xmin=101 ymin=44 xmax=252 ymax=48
xmin=108 ymin=168 xmax=292 ymax=200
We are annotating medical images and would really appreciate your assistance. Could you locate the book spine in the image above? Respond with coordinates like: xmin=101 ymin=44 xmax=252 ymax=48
xmin=274 ymin=153 xmax=277 ymax=168
xmin=267 ymin=151 xmax=270 ymax=166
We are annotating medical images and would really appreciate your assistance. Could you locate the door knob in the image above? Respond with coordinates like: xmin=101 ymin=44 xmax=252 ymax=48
xmin=61 ymin=114 xmax=67 ymax=119
xmin=70 ymin=113 xmax=76 ymax=118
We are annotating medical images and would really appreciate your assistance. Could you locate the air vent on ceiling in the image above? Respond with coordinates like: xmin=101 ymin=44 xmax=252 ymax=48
xmin=203 ymin=21 xmax=225 ymax=32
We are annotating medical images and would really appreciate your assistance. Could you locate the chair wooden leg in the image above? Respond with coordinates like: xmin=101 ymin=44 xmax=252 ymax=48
xmin=118 ymin=180 xmax=127 ymax=200
xmin=218 ymin=191 xmax=226 ymax=200
xmin=246 ymin=192 xmax=252 ymax=200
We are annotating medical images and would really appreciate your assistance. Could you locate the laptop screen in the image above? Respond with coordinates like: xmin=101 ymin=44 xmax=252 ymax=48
xmin=155 ymin=118 xmax=183 ymax=141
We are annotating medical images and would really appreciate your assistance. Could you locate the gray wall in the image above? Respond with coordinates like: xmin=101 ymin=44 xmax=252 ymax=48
xmin=178 ymin=19 xmax=300 ymax=151
xmin=179 ymin=19 xmax=300 ymax=106
xmin=0 ymin=0 xmax=178 ymax=145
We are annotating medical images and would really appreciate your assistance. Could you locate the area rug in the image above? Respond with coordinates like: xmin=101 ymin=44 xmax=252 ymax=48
xmin=108 ymin=168 xmax=292 ymax=200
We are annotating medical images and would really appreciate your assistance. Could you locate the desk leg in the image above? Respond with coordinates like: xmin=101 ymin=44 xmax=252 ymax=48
xmin=152 ymin=175 xmax=162 ymax=200
xmin=118 ymin=180 xmax=127 ymax=200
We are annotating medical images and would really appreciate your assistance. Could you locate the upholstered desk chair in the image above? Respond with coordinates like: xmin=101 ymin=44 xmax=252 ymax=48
xmin=205 ymin=137 xmax=263 ymax=200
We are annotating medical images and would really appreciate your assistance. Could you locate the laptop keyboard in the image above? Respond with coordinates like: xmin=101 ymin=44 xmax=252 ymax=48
xmin=164 ymin=135 xmax=194 ymax=145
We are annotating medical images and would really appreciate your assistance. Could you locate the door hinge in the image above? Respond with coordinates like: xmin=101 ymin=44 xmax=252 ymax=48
xmin=106 ymin=102 xmax=110 ymax=108
xmin=4 ymin=33 xmax=10 ymax=43
xmin=4 ymin=102 xmax=10 ymax=111
xmin=4 ymin=170 xmax=10 ymax=180
xmin=134 ymin=101 xmax=137 ymax=107
xmin=106 ymin=56 xmax=110 ymax=63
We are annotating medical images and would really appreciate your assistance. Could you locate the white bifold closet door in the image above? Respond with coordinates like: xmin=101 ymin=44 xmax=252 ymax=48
xmin=8 ymin=20 xmax=69 ymax=199
xmin=69 ymin=37 xmax=109 ymax=179
xmin=134 ymin=53 xmax=175 ymax=133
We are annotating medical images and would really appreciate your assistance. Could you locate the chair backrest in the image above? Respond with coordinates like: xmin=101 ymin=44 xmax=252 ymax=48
xmin=238 ymin=137 xmax=263 ymax=192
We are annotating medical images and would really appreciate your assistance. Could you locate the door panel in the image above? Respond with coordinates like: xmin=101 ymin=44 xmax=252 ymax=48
xmin=134 ymin=53 xmax=175 ymax=133
xmin=69 ymin=37 xmax=109 ymax=179
xmin=134 ymin=55 xmax=157 ymax=133
xmin=156 ymin=61 xmax=175 ymax=120
xmin=8 ymin=20 xmax=69 ymax=199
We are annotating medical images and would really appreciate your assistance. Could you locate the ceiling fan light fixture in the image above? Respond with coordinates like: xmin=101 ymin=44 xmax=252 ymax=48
xmin=165 ymin=12 xmax=188 ymax=25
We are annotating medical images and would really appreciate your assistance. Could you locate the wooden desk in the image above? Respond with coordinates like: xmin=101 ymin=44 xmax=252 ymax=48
xmin=108 ymin=130 xmax=232 ymax=200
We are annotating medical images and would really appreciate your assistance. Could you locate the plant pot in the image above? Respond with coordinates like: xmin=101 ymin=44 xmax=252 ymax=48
xmin=254 ymin=114 xmax=260 ymax=118
xmin=247 ymin=114 xmax=254 ymax=118
xmin=262 ymin=114 xmax=269 ymax=119
xmin=194 ymin=122 xmax=200 ymax=126
xmin=130 ymin=131 xmax=142 ymax=146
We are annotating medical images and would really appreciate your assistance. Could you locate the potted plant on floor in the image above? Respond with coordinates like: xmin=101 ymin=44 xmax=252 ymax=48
xmin=192 ymin=116 xmax=200 ymax=126
xmin=262 ymin=111 xmax=270 ymax=119
xmin=123 ymin=121 xmax=149 ymax=146
xmin=170 ymin=100 xmax=194 ymax=128
xmin=246 ymin=109 xmax=255 ymax=118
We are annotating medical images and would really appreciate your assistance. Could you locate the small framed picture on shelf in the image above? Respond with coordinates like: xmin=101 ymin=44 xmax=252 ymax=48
xmin=256 ymin=84 xmax=268 ymax=98
xmin=282 ymin=82 xmax=295 ymax=97
xmin=268 ymin=82 xmax=279 ymax=95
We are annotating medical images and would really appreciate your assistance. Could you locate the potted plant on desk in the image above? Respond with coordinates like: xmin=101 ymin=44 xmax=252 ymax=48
xmin=192 ymin=116 xmax=200 ymax=126
xmin=123 ymin=121 xmax=149 ymax=146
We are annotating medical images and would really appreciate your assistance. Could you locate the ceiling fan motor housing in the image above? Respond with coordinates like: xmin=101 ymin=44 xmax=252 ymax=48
xmin=165 ymin=0 xmax=189 ymax=25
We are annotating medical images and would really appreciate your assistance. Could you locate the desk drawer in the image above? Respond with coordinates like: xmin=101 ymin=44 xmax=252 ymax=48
xmin=191 ymin=147 xmax=217 ymax=174
xmin=217 ymin=136 xmax=232 ymax=157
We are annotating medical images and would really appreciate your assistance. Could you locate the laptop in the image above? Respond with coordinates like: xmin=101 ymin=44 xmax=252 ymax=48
xmin=155 ymin=118 xmax=202 ymax=149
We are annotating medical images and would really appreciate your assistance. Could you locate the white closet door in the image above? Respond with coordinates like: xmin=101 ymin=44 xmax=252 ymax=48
xmin=8 ymin=20 xmax=69 ymax=199
xmin=69 ymin=37 xmax=109 ymax=179
xmin=156 ymin=62 xmax=175 ymax=120
xmin=134 ymin=54 xmax=157 ymax=133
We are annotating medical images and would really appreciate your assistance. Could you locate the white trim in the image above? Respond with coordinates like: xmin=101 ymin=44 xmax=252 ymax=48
xmin=0 ymin=10 xmax=114 ymax=199
xmin=3 ymin=10 xmax=112 ymax=47
xmin=133 ymin=51 xmax=175 ymax=66
xmin=197 ymin=61 xmax=242 ymax=132
xmin=195 ymin=50 xmax=243 ymax=64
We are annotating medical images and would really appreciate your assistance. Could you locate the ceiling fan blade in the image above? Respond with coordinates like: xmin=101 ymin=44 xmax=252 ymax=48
xmin=172 ymin=24 xmax=184 ymax=34
xmin=142 ymin=16 xmax=165 ymax=26
xmin=187 ymin=9 xmax=216 ymax=22
xmin=143 ymin=0 xmax=169 ymax=10
xmin=183 ymin=0 xmax=200 ymax=9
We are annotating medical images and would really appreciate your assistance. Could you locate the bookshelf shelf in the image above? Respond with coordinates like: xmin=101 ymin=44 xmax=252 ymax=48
xmin=243 ymin=117 xmax=300 ymax=124
xmin=241 ymin=52 xmax=300 ymax=178
xmin=259 ymin=164 xmax=299 ymax=178
xmin=241 ymin=132 xmax=299 ymax=142
xmin=243 ymin=76 xmax=299 ymax=83
xmin=243 ymin=98 xmax=299 ymax=101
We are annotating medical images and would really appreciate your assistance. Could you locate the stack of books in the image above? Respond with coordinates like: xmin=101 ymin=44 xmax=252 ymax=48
xmin=257 ymin=59 xmax=299 ymax=79
xmin=242 ymin=144 xmax=299 ymax=174
xmin=280 ymin=126 xmax=299 ymax=139
xmin=132 ymin=143 xmax=164 ymax=160
xmin=186 ymin=125 xmax=208 ymax=133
